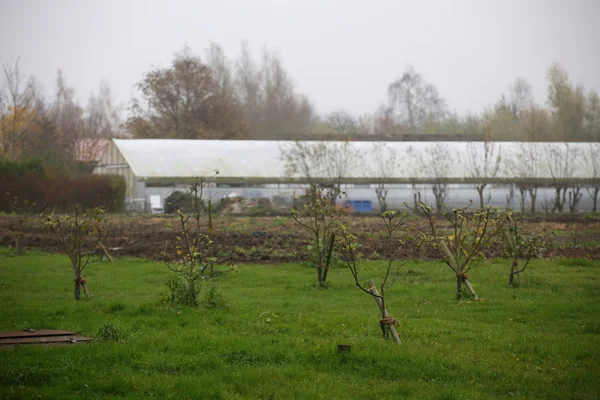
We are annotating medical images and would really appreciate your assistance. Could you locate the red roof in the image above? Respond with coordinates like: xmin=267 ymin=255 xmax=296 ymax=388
xmin=74 ymin=139 xmax=110 ymax=163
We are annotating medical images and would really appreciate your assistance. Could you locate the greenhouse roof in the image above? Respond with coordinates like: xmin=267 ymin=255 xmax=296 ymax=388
xmin=109 ymin=139 xmax=598 ymax=183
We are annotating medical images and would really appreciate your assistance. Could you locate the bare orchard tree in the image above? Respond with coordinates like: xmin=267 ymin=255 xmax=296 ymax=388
xmin=544 ymin=143 xmax=582 ymax=212
xmin=507 ymin=143 xmax=540 ymax=214
xmin=281 ymin=141 xmax=361 ymax=191
xmin=409 ymin=143 xmax=454 ymax=214
xmin=581 ymin=143 xmax=600 ymax=211
xmin=365 ymin=142 xmax=398 ymax=212
xmin=463 ymin=137 xmax=502 ymax=209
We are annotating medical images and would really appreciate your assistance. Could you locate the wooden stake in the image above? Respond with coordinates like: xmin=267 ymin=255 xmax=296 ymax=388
xmin=368 ymin=280 xmax=401 ymax=345
xmin=463 ymin=279 xmax=478 ymax=300
xmin=440 ymin=242 xmax=479 ymax=300
xmin=439 ymin=242 xmax=458 ymax=272
xmin=97 ymin=241 xmax=113 ymax=262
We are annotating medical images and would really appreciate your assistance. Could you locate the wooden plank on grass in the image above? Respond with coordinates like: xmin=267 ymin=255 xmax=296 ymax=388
xmin=0 ymin=330 xmax=76 ymax=339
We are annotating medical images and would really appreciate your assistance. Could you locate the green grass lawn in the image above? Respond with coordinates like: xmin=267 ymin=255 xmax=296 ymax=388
xmin=0 ymin=249 xmax=599 ymax=399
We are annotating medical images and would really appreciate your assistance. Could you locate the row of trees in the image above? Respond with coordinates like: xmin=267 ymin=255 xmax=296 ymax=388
xmin=0 ymin=61 xmax=122 ymax=170
xmin=281 ymin=141 xmax=600 ymax=213
xmin=320 ymin=65 xmax=600 ymax=141
xmin=128 ymin=44 xmax=600 ymax=141
xmin=126 ymin=43 xmax=313 ymax=140
xmin=2 ymin=42 xmax=598 ymax=167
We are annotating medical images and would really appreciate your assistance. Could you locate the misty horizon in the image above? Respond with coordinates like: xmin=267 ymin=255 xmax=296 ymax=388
xmin=1 ymin=0 xmax=599 ymax=119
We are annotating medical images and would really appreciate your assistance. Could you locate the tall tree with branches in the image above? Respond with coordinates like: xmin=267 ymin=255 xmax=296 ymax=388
xmin=388 ymin=66 xmax=447 ymax=131
xmin=128 ymin=47 xmax=246 ymax=139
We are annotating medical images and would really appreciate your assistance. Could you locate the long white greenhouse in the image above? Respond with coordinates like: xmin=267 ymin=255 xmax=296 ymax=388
xmin=93 ymin=139 xmax=600 ymax=212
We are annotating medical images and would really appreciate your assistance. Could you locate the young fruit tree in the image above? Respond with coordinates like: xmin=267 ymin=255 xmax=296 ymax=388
xmin=43 ymin=206 xmax=108 ymax=300
xmin=291 ymin=185 xmax=345 ymax=287
xmin=338 ymin=210 xmax=419 ymax=344
xmin=164 ymin=209 xmax=217 ymax=306
xmin=282 ymin=141 xmax=359 ymax=287
xmin=502 ymin=212 xmax=545 ymax=287
xmin=417 ymin=202 xmax=508 ymax=299
xmin=163 ymin=173 xmax=224 ymax=306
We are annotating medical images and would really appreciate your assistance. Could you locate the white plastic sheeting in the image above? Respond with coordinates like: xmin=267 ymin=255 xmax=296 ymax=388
xmin=112 ymin=139 xmax=598 ymax=180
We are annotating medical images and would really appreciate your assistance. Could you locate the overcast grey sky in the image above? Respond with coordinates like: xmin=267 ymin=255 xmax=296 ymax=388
xmin=1 ymin=0 xmax=598 ymax=117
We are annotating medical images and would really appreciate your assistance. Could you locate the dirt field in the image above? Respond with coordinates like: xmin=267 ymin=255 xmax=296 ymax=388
xmin=2 ymin=213 xmax=600 ymax=263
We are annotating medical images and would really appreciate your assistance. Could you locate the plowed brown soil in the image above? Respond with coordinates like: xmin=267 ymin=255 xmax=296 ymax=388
xmin=2 ymin=213 xmax=599 ymax=263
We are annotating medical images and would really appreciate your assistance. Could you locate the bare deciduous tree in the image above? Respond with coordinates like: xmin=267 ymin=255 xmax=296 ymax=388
xmin=464 ymin=134 xmax=502 ymax=209
xmin=365 ymin=142 xmax=398 ymax=212
xmin=546 ymin=63 xmax=587 ymax=141
xmin=507 ymin=143 xmax=541 ymax=214
xmin=234 ymin=43 xmax=314 ymax=138
xmin=324 ymin=110 xmax=358 ymax=135
xmin=581 ymin=143 xmax=600 ymax=211
xmin=409 ymin=143 xmax=453 ymax=214
xmin=544 ymin=143 xmax=581 ymax=212
xmin=388 ymin=66 xmax=447 ymax=131
xmin=281 ymin=141 xmax=360 ymax=190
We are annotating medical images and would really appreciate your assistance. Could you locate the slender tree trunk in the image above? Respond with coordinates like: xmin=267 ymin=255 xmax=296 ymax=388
xmin=368 ymin=280 xmax=401 ymax=345
xmin=593 ymin=188 xmax=599 ymax=212
xmin=509 ymin=259 xmax=517 ymax=287
xmin=317 ymin=266 xmax=324 ymax=287
xmin=456 ymin=276 xmax=463 ymax=298
xmin=519 ymin=187 xmax=527 ymax=214
xmin=15 ymin=233 xmax=24 ymax=255
xmin=528 ymin=188 xmax=537 ymax=214
xmin=321 ymin=234 xmax=335 ymax=285
xmin=477 ymin=186 xmax=485 ymax=210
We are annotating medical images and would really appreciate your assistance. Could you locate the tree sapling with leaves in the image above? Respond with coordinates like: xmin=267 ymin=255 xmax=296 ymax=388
xmin=502 ymin=212 xmax=545 ymax=287
xmin=417 ymin=202 xmax=507 ymax=299
xmin=338 ymin=210 xmax=419 ymax=344
xmin=291 ymin=184 xmax=345 ymax=288
xmin=43 ymin=206 xmax=107 ymax=300
xmin=163 ymin=172 xmax=232 ymax=306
